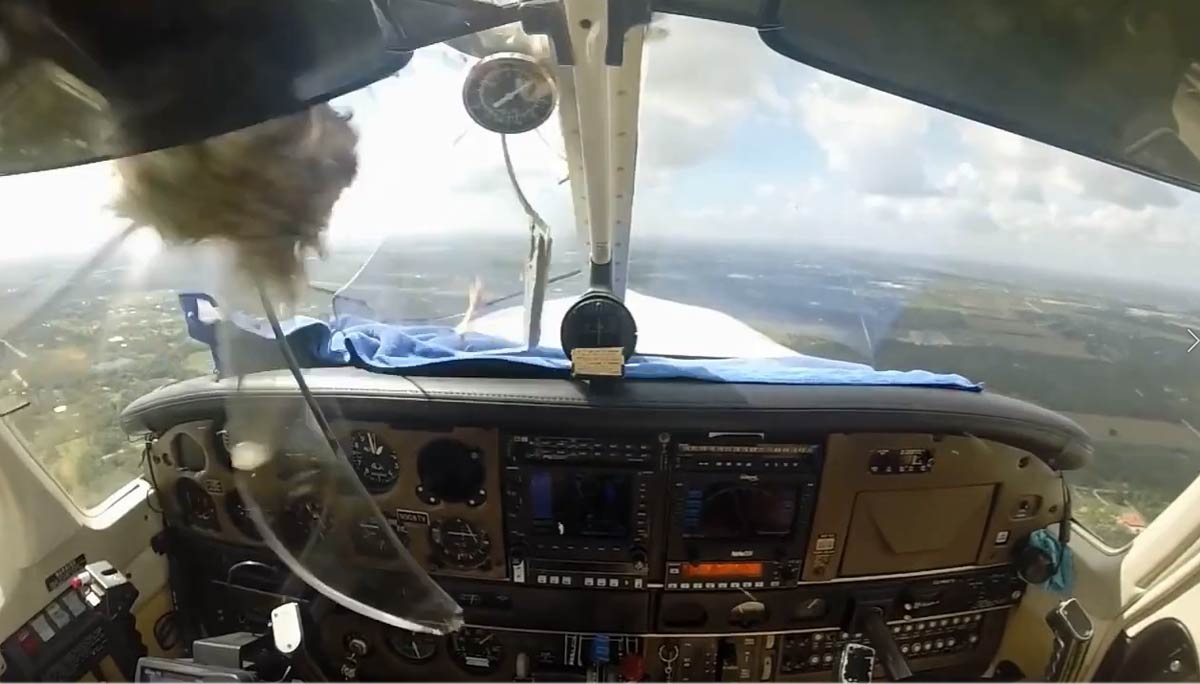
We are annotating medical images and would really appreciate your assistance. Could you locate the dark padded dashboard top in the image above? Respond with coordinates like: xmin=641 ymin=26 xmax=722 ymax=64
xmin=120 ymin=368 xmax=1092 ymax=470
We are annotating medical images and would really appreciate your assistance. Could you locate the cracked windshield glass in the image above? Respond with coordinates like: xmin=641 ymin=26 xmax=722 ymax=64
xmin=0 ymin=13 xmax=1197 ymax=549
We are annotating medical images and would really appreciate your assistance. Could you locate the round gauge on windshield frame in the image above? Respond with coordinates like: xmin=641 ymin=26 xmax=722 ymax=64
xmin=462 ymin=52 xmax=557 ymax=134
xmin=347 ymin=429 xmax=400 ymax=493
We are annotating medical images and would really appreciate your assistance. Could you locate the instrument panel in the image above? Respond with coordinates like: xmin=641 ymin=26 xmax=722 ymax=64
xmin=124 ymin=370 xmax=1090 ymax=681
xmin=150 ymin=420 xmax=508 ymax=580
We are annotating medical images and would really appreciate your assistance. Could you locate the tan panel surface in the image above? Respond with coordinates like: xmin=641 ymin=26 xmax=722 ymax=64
xmin=334 ymin=421 xmax=507 ymax=580
xmin=840 ymin=484 xmax=994 ymax=575
xmin=804 ymin=433 xmax=1065 ymax=581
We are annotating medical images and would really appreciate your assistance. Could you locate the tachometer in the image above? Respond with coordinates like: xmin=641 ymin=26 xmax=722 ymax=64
xmin=449 ymin=627 xmax=504 ymax=674
xmin=387 ymin=628 xmax=439 ymax=663
xmin=348 ymin=430 xmax=400 ymax=493
xmin=462 ymin=53 xmax=557 ymax=135
xmin=430 ymin=517 xmax=491 ymax=569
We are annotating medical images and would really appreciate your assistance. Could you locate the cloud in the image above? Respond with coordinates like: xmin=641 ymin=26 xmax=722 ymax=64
xmin=796 ymin=75 xmax=936 ymax=196
xmin=0 ymin=161 xmax=126 ymax=262
xmin=639 ymin=15 xmax=796 ymax=170
xmin=3 ymin=14 xmax=1200 ymax=291
xmin=852 ymin=156 xmax=937 ymax=197
xmin=754 ymin=183 xmax=777 ymax=198
xmin=958 ymin=123 xmax=1181 ymax=211
xmin=1062 ymin=157 xmax=1180 ymax=209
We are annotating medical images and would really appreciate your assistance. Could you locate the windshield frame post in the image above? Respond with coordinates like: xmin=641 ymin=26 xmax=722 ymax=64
xmin=523 ymin=226 xmax=552 ymax=348
xmin=555 ymin=0 xmax=648 ymax=300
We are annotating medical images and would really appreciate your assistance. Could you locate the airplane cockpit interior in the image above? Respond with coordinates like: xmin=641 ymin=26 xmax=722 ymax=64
xmin=4 ymin=1 xmax=1200 ymax=682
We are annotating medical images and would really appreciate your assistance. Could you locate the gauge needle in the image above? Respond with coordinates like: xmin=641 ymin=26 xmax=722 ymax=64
xmin=492 ymin=78 xmax=533 ymax=108
xmin=368 ymin=432 xmax=378 ymax=455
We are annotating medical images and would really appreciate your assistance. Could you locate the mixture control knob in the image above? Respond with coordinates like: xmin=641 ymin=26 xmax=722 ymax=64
xmin=620 ymin=654 xmax=646 ymax=682
xmin=631 ymin=548 xmax=648 ymax=571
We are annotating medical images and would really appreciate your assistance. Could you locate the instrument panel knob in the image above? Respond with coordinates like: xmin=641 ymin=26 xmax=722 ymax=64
xmin=729 ymin=600 xmax=769 ymax=628
xmin=620 ymin=654 xmax=646 ymax=681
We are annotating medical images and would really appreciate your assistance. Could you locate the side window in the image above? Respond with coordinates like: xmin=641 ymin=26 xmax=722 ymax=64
xmin=1066 ymin=415 xmax=1200 ymax=548
xmin=0 ymin=235 xmax=211 ymax=510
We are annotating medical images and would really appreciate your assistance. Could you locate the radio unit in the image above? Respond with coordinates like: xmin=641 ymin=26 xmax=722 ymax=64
xmin=665 ymin=559 xmax=804 ymax=590
xmin=666 ymin=439 xmax=821 ymax=581
xmin=503 ymin=434 xmax=666 ymax=588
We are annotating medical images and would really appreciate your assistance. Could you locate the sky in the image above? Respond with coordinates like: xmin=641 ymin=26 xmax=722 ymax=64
xmin=1 ymin=14 xmax=1199 ymax=289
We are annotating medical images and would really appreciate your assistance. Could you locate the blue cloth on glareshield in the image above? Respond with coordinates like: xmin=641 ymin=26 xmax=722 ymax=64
xmin=178 ymin=293 xmax=982 ymax=390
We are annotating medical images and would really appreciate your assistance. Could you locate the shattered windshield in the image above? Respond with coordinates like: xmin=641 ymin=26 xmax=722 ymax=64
xmin=298 ymin=46 xmax=580 ymax=327
xmin=0 ymin=37 xmax=578 ymax=509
